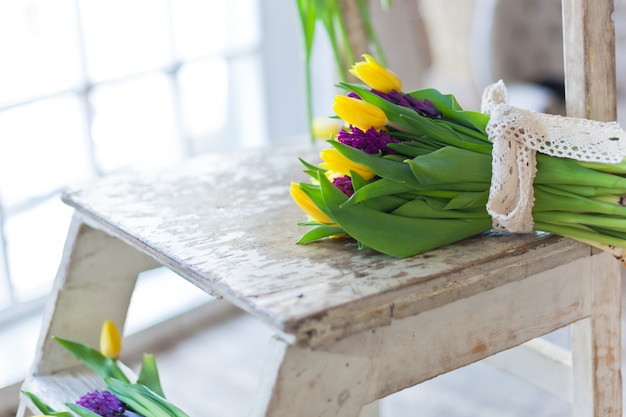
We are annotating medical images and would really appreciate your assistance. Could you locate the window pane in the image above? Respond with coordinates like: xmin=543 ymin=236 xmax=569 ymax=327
xmin=226 ymin=0 xmax=261 ymax=51
xmin=171 ymin=0 xmax=260 ymax=60
xmin=79 ymin=0 xmax=171 ymax=82
xmin=178 ymin=59 xmax=228 ymax=143
xmin=0 ymin=95 xmax=89 ymax=207
xmin=90 ymin=74 xmax=182 ymax=172
xmin=7 ymin=198 xmax=72 ymax=302
xmin=229 ymin=54 xmax=266 ymax=148
xmin=0 ymin=222 xmax=10 ymax=308
xmin=171 ymin=0 xmax=227 ymax=59
xmin=0 ymin=0 xmax=82 ymax=107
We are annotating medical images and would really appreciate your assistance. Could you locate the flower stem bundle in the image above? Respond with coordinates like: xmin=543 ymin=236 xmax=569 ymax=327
xmin=291 ymin=55 xmax=626 ymax=259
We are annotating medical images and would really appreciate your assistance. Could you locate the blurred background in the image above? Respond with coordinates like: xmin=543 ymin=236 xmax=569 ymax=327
xmin=1 ymin=0 xmax=626 ymax=415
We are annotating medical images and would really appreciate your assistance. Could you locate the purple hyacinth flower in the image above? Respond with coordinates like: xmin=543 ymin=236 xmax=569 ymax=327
xmin=76 ymin=390 xmax=126 ymax=417
xmin=333 ymin=175 xmax=355 ymax=197
xmin=372 ymin=89 xmax=442 ymax=119
xmin=337 ymin=126 xmax=400 ymax=155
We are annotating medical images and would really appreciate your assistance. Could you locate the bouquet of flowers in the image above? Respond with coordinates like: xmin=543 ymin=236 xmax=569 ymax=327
xmin=22 ymin=321 xmax=189 ymax=417
xmin=290 ymin=54 xmax=626 ymax=260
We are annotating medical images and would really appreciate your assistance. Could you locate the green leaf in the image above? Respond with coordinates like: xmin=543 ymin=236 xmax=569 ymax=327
xmin=344 ymin=178 xmax=414 ymax=206
xmin=360 ymin=195 xmax=408 ymax=212
xmin=407 ymin=88 xmax=490 ymax=134
xmin=137 ymin=353 xmax=165 ymax=398
xmin=299 ymin=157 xmax=327 ymax=175
xmin=106 ymin=378 xmax=190 ymax=417
xmin=329 ymin=141 xmax=421 ymax=187
xmin=397 ymin=114 xmax=491 ymax=152
xmin=404 ymin=147 xmax=492 ymax=186
xmin=349 ymin=169 xmax=369 ymax=192
xmin=319 ymin=174 xmax=491 ymax=257
xmin=297 ymin=225 xmax=346 ymax=244
xmin=21 ymin=391 xmax=71 ymax=416
xmin=66 ymin=403 xmax=103 ymax=417
xmin=105 ymin=378 xmax=169 ymax=417
xmin=391 ymin=198 xmax=489 ymax=219
xmin=386 ymin=141 xmax=436 ymax=158
xmin=444 ymin=191 xmax=489 ymax=210
xmin=299 ymin=182 xmax=336 ymax=223
xmin=54 ymin=337 xmax=130 ymax=383
xmin=127 ymin=384 xmax=191 ymax=417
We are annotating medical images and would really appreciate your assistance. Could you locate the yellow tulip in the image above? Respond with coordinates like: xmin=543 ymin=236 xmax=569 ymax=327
xmin=312 ymin=117 xmax=343 ymax=140
xmin=349 ymin=54 xmax=402 ymax=93
xmin=290 ymin=183 xmax=335 ymax=225
xmin=319 ymin=148 xmax=376 ymax=180
xmin=333 ymin=95 xmax=387 ymax=131
xmin=100 ymin=320 xmax=122 ymax=359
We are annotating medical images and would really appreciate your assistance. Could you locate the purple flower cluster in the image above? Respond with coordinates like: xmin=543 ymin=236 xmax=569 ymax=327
xmin=337 ymin=126 xmax=399 ymax=155
xmin=76 ymin=390 xmax=126 ymax=417
xmin=332 ymin=175 xmax=354 ymax=197
xmin=347 ymin=89 xmax=441 ymax=119
xmin=372 ymin=90 xmax=442 ymax=119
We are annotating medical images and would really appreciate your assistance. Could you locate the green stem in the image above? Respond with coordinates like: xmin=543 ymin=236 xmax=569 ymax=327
xmin=355 ymin=0 xmax=387 ymax=65
xmin=535 ymin=212 xmax=626 ymax=233
xmin=535 ymin=221 xmax=626 ymax=249
xmin=332 ymin=0 xmax=354 ymax=81
xmin=305 ymin=53 xmax=315 ymax=142
xmin=296 ymin=0 xmax=317 ymax=142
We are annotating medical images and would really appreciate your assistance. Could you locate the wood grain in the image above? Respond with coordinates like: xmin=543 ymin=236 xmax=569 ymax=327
xmin=61 ymin=146 xmax=591 ymax=348
xmin=562 ymin=0 xmax=617 ymax=120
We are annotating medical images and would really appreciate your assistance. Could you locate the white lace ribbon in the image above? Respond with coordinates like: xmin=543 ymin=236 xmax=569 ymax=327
xmin=482 ymin=80 xmax=626 ymax=233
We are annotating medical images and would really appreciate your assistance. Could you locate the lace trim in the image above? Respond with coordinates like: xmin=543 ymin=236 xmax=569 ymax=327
xmin=482 ymin=80 xmax=626 ymax=232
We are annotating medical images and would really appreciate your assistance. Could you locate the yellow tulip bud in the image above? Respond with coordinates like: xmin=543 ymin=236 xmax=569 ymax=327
xmin=312 ymin=117 xmax=343 ymax=140
xmin=319 ymin=148 xmax=376 ymax=180
xmin=333 ymin=96 xmax=387 ymax=131
xmin=290 ymin=183 xmax=335 ymax=225
xmin=100 ymin=320 xmax=122 ymax=359
xmin=349 ymin=54 xmax=402 ymax=93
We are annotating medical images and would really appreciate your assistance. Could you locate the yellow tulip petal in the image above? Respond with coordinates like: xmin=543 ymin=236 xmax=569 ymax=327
xmin=312 ymin=117 xmax=343 ymax=140
xmin=100 ymin=320 xmax=122 ymax=359
xmin=332 ymin=96 xmax=387 ymax=131
xmin=290 ymin=183 xmax=335 ymax=225
xmin=319 ymin=148 xmax=376 ymax=180
xmin=350 ymin=54 xmax=402 ymax=93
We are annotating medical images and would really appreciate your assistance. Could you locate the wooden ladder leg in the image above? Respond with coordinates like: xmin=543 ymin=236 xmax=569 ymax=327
xmin=252 ymin=336 xmax=378 ymax=417
xmin=571 ymin=251 xmax=622 ymax=417
xmin=561 ymin=2 xmax=621 ymax=414
xmin=16 ymin=213 xmax=158 ymax=416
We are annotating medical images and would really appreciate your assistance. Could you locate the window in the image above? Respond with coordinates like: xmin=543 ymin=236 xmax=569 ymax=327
xmin=0 ymin=0 xmax=327 ymax=392
xmin=0 ymin=0 xmax=267 ymax=309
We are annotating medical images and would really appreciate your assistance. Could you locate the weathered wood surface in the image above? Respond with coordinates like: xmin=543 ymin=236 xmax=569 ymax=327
xmin=252 ymin=252 xmax=619 ymax=416
xmin=571 ymin=251 xmax=622 ymax=417
xmin=61 ymin=145 xmax=592 ymax=348
xmin=562 ymin=0 xmax=617 ymax=121
xmin=31 ymin=218 xmax=158 ymax=376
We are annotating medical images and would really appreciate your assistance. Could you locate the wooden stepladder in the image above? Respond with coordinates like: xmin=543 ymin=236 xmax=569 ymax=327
xmin=16 ymin=1 xmax=621 ymax=416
